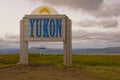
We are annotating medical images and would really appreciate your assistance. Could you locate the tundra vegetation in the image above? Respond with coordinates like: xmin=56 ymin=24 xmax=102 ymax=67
xmin=0 ymin=54 xmax=120 ymax=80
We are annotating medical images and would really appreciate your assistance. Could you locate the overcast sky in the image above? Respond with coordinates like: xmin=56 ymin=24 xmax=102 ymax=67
xmin=0 ymin=0 xmax=120 ymax=49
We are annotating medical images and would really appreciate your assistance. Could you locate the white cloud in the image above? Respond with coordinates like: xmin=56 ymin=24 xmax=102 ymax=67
xmin=43 ymin=0 xmax=103 ymax=10
xmin=98 ymin=18 xmax=118 ymax=28
xmin=76 ymin=17 xmax=118 ymax=28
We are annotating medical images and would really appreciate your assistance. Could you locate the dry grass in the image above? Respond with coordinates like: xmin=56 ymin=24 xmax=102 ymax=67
xmin=0 ymin=54 xmax=120 ymax=80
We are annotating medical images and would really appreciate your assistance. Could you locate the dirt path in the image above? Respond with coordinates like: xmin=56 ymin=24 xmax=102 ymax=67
xmin=0 ymin=65 xmax=104 ymax=80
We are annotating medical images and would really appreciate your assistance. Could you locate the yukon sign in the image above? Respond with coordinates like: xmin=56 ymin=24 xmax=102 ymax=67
xmin=23 ymin=15 xmax=66 ymax=41
xmin=19 ymin=6 xmax=72 ymax=66
xmin=29 ymin=18 xmax=62 ymax=38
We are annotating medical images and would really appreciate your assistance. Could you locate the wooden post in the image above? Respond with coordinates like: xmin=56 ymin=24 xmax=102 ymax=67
xmin=64 ymin=17 xmax=72 ymax=66
xmin=68 ymin=19 xmax=72 ymax=65
xmin=19 ymin=20 xmax=28 ymax=65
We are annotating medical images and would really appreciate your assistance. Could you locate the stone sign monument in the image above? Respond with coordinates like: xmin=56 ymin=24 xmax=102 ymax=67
xmin=19 ymin=6 xmax=72 ymax=66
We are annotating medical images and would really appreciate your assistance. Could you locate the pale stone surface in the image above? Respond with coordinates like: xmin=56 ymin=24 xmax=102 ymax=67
xmin=19 ymin=15 xmax=72 ymax=66
xmin=19 ymin=20 xmax=28 ymax=65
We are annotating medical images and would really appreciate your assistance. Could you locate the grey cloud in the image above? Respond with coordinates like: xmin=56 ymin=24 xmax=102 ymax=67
xmin=73 ymin=30 xmax=120 ymax=43
xmin=44 ymin=0 xmax=103 ymax=10
xmin=76 ymin=20 xmax=96 ymax=27
xmin=0 ymin=34 xmax=20 ymax=48
xmin=95 ymin=2 xmax=120 ymax=17
xmin=4 ymin=34 xmax=20 ymax=43
xmin=4 ymin=34 xmax=19 ymax=40
xmin=76 ymin=18 xmax=118 ymax=28
xmin=0 ymin=38 xmax=3 ymax=42
xmin=98 ymin=18 xmax=118 ymax=28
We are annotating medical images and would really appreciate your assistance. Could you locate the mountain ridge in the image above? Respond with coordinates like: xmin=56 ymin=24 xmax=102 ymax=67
xmin=0 ymin=47 xmax=120 ymax=54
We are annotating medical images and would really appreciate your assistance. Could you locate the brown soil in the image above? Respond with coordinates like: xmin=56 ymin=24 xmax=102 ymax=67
xmin=0 ymin=65 xmax=103 ymax=80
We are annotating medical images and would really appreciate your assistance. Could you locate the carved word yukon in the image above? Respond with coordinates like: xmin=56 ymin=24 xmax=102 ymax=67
xmin=29 ymin=18 xmax=62 ymax=37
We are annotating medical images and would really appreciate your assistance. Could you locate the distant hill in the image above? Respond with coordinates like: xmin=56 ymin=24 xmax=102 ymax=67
xmin=0 ymin=48 xmax=20 ymax=54
xmin=0 ymin=47 xmax=120 ymax=54
xmin=73 ymin=47 xmax=120 ymax=54
xmin=29 ymin=47 xmax=63 ymax=54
